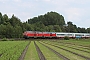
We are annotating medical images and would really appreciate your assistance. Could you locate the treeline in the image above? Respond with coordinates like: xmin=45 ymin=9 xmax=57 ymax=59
xmin=28 ymin=11 xmax=90 ymax=33
xmin=0 ymin=11 xmax=90 ymax=38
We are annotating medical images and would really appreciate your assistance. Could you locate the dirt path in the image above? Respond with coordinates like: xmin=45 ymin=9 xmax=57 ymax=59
xmin=18 ymin=41 xmax=31 ymax=60
xmin=39 ymin=42 xmax=70 ymax=60
xmin=34 ymin=41 xmax=46 ymax=60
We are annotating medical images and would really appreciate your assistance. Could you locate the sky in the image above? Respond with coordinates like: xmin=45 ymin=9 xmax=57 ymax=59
xmin=0 ymin=0 xmax=90 ymax=28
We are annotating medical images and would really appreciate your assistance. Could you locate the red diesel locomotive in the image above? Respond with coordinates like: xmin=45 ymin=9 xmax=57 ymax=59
xmin=23 ymin=31 xmax=56 ymax=39
xmin=23 ymin=31 xmax=90 ymax=39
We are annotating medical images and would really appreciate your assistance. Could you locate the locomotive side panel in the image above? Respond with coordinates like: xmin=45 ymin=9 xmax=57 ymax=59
xmin=23 ymin=31 xmax=90 ymax=39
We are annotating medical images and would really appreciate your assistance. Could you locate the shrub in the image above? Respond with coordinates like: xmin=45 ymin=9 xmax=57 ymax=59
xmin=1 ymin=38 xmax=8 ymax=41
xmin=64 ymin=36 xmax=70 ymax=40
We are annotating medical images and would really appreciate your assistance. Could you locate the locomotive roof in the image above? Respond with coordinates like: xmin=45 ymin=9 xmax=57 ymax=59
xmin=25 ymin=31 xmax=90 ymax=34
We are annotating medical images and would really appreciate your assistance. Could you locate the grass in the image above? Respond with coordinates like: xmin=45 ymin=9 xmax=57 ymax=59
xmin=0 ymin=39 xmax=90 ymax=60
xmin=40 ymin=41 xmax=86 ymax=60
xmin=24 ymin=41 xmax=39 ymax=60
xmin=0 ymin=41 xmax=29 ymax=60
xmin=46 ymin=40 xmax=90 ymax=53
xmin=55 ymin=44 xmax=90 ymax=58
xmin=35 ymin=41 xmax=62 ymax=60
xmin=53 ymin=41 xmax=90 ymax=53
xmin=57 ymin=39 xmax=90 ymax=46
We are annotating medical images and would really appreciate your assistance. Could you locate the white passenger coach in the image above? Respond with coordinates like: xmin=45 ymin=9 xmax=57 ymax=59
xmin=56 ymin=33 xmax=90 ymax=38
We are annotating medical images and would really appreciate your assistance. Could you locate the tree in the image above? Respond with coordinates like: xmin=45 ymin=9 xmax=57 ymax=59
xmin=9 ymin=14 xmax=22 ymax=27
xmin=86 ymin=28 xmax=90 ymax=33
xmin=77 ymin=27 xmax=81 ymax=33
xmin=48 ymin=25 xmax=54 ymax=32
xmin=43 ymin=11 xmax=65 ymax=26
xmin=53 ymin=25 xmax=62 ymax=32
xmin=13 ymin=26 xmax=23 ymax=38
xmin=2 ymin=14 xmax=9 ymax=25
xmin=81 ymin=28 xmax=86 ymax=33
xmin=66 ymin=21 xmax=77 ymax=32
xmin=22 ymin=22 xmax=34 ymax=31
xmin=0 ymin=24 xmax=7 ymax=38
xmin=28 ymin=11 xmax=65 ymax=26
xmin=0 ymin=12 xmax=89 ymax=38
xmin=5 ymin=24 xmax=14 ymax=38
xmin=77 ymin=27 xmax=87 ymax=33
xmin=27 ymin=11 xmax=65 ymax=32
xmin=0 ymin=12 xmax=3 ymax=24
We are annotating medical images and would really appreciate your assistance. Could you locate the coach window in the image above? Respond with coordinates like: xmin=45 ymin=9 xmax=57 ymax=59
xmin=57 ymin=34 xmax=65 ymax=35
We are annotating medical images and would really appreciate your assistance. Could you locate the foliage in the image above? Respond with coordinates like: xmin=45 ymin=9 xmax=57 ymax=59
xmin=28 ymin=11 xmax=65 ymax=32
xmin=86 ymin=28 xmax=90 ymax=33
xmin=64 ymin=36 xmax=70 ymax=40
xmin=1 ymin=38 xmax=8 ymax=41
xmin=0 ymin=12 xmax=89 ymax=38
xmin=0 ymin=13 xmax=23 ymax=38
xmin=28 ymin=11 xmax=65 ymax=26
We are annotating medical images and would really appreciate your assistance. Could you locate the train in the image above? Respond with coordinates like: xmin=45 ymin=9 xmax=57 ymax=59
xmin=23 ymin=31 xmax=90 ymax=39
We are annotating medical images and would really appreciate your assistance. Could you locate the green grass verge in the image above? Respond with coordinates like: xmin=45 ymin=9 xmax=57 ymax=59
xmin=57 ymin=39 xmax=90 ymax=46
xmin=0 ymin=41 xmax=29 ymax=60
xmin=55 ymin=44 xmax=90 ymax=58
xmin=24 ymin=41 xmax=39 ymax=60
xmin=40 ymin=41 xmax=86 ymax=60
xmin=53 ymin=41 xmax=90 ymax=53
xmin=35 ymin=41 xmax=62 ymax=60
xmin=46 ymin=41 xmax=90 ymax=53
xmin=43 ymin=41 xmax=90 ymax=58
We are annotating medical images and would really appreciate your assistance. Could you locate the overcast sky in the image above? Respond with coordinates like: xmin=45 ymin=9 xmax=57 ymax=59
xmin=0 ymin=0 xmax=90 ymax=28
